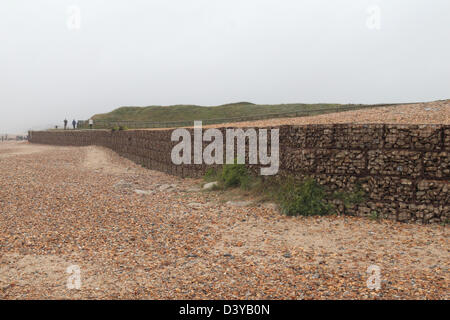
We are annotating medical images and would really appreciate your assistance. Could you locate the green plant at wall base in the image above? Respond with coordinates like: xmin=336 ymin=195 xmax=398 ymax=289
xmin=202 ymin=168 xmax=365 ymax=218
xmin=369 ymin=211 xmax=380 ymax=220
xmin=119 ymin=126 xmax=128 ymax=131
xmin=203 ymin=161 xmax=256 ymax=190
xmin=237 ymin=174 xmax=253 ymax=190
xmin=331 ymin=183 xmax=366 ymax=209
xmin=111 ymin=126 xmax=120 ymax=132
xmin=204 ymin=168 xmax=219 ymax=182
xmin=276 ymin=177 xmax=333 ymax=216
xmin=219 ymin=162 xmax=249 ymax=188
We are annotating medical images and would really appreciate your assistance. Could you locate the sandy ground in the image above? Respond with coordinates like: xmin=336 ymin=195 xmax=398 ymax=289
xmin=0 ymin=142 xmax=448 ymax=299
xmin=0 ymin=141 xmax=53 ymax=158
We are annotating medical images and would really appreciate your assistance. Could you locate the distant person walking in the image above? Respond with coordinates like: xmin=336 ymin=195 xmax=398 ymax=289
xmin=88 ymin=119 xmax=93 ymax=129
xmin=72 ymin=119 xmax=77 ymax=129
xmin=64 ymin=119 xmax=68 ymax=130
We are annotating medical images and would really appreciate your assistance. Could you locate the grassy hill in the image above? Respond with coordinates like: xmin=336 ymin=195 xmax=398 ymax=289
xmin=91 ymin=102 xmax=373 ymax=124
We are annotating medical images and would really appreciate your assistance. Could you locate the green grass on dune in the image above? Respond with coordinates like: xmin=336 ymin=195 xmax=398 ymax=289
xmin=91 ymin=102 xmax=363 ymax=123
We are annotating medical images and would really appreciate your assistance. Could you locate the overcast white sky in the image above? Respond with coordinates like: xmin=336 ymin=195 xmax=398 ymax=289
xmin=1 ymin=0 xmax=449 ymax=133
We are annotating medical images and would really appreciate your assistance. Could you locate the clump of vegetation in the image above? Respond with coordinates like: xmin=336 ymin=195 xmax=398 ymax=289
xmin=276 ymin=177 xmax=333 ymax=216
xmin=204 ymin=162 xmax=250 ymax=188
xmin=203 ymin=167 xmax=367 ymax=218
xmin=203 ymin=159 xmax=251 ymax=188
xmin=331 ymin=183 xmax=366 ymax=209
xmin=219 ymin=162 xmax=249 ymax=188
xmin=203 ymin=168 xmax=219 ymax=182
xmin=111 ymin=126 xmax=120 ymax=132
xmin=369 ymin=211 xmax=380 ymax=220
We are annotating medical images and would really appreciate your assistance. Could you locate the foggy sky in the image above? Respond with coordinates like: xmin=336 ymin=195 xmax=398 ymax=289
xmin=1 ymin=0 xmax=449 ymax=134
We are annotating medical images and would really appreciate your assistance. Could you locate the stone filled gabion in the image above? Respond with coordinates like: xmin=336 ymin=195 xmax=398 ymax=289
xmin=29 ymin=124 xmax=450 ymax=224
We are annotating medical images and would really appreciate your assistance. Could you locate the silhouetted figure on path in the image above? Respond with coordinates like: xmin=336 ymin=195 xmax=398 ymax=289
xmin=64 ymin=119 xmax=68 ymax=130
xmin=72 ymin=119 xmax=77 ymax=129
